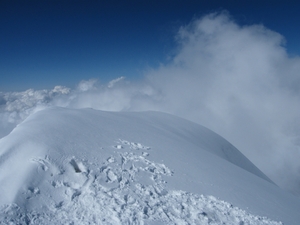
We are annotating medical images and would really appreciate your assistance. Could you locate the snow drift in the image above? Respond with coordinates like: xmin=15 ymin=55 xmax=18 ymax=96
xmin=0 ymin=107 xmax=299 ymax=224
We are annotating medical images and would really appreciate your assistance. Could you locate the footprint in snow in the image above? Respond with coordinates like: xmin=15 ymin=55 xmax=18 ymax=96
xmin=107 ymin=157 xmax=115 ymax=163
xmin=69 ymin=158 xmax=87 ymax=173
xmin=118 ymin=139 xmax=151 ymax=151
xmin=114 ymin=145 xmax=123 ymax=149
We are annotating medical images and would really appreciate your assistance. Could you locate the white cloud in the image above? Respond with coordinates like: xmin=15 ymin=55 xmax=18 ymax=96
xmin=1 ymin=12 xmax=300 ymax=195
xmin=108 ymin=76 xmax=125 ymax=88
xmin=143 ymin=12 xmax=300 ymax=195
xmin=77 ymin=79 xmax=97 ymax=92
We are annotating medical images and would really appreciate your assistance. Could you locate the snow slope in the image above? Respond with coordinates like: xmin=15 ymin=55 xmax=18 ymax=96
xmin=0 ymin=107 xmax=299 ymax=224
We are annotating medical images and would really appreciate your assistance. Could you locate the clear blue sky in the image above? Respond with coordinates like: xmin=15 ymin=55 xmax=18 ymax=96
xmin=1 ymin=0 xmax=300 ymax=91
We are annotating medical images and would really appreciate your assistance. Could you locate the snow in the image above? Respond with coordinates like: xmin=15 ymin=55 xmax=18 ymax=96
xmin=0 ymin=107 xmax=299 ymax=224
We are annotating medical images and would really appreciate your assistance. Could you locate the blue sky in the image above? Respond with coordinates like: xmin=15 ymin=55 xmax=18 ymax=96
xmin=1 ymin=0 xmax=300 ymax=91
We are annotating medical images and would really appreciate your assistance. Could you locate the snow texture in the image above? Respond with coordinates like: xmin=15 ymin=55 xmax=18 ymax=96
xmin=0 ymin=108 xmax=299 ymax=224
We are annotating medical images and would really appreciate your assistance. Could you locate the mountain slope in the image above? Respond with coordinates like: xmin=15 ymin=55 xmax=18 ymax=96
xmin=0 ymin=107 xmax=299 ymax=224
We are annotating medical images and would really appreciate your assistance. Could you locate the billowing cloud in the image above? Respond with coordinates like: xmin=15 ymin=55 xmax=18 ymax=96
xmin=144 ymin=12 xmax=300 ymax=195
xmin=1 ymin=12 xmax=300 ymax=195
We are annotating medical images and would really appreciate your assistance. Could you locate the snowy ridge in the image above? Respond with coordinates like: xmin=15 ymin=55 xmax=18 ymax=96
xmin=0 ymin=108 xmax=299 ymax=224
xmin=0 ymin=141 xmax=281 ymax=225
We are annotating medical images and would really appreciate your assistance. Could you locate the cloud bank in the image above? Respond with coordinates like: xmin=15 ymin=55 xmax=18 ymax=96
xmin=1 ymin=12 xmax=300 ymax=195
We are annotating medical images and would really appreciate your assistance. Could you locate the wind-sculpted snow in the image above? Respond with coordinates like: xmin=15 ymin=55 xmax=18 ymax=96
xmin=0 ymin=140 xmax=281 ymax=225
xmin=0 ymin=108 xmax=299 ymax=224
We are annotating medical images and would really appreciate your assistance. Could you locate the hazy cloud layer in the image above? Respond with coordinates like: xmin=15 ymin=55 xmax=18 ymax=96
xmin=1 ymin=12 xmax=300 ymax=195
